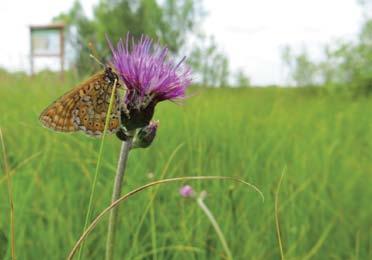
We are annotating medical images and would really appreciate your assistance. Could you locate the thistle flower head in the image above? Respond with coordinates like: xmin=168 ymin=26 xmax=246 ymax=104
xmin=108 ymin=34 xmax=191 ymax=131
xmin=108 ymin=34 xmax=191 ymax=109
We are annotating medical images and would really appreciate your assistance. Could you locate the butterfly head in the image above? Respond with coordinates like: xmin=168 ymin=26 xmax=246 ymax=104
xmin=104 ymin=67 xmax=119 ymax=85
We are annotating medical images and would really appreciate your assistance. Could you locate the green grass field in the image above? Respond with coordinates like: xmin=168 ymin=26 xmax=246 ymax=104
xmin=0 ymin=71 xmax=371 ymax=259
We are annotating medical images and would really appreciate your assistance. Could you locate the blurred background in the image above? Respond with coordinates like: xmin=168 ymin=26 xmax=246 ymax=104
xmin=1 ymin=0 xmax=372 ymax=91
xmin=0 ymin=1 xmax=371 ymax=260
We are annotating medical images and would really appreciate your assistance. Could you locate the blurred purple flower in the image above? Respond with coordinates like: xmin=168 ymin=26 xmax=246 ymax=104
xmin=179 ymin=185 xmax=194 ymax=198
xmin=108 ymin=34 xmax=191 ymax=110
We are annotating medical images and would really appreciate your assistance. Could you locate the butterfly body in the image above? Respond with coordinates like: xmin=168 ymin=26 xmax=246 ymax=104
xmin=39 ymin=67 xmax=122 ymax=137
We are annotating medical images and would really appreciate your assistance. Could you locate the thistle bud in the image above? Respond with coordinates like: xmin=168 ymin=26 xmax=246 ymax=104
xmin=132 ymin=121 xmax=159 ymax=149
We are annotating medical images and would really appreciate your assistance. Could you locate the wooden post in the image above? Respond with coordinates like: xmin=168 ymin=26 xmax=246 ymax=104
xmin=60 ymin=27 xmax=65 ymax=81
xmin=30 ymin=28 xmax=34 ymax=76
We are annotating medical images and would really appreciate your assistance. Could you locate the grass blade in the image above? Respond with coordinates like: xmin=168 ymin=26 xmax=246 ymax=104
xmin=275 ymin=167 xmax=286 ymax=260
xmin=77 ymin=79 xmax=118 ymax=259
xmin=0 ymin=128 xmax=16 ymax=260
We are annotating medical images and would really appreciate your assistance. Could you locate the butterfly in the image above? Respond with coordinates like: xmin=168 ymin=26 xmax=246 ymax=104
xmin=39 ymin=67 xmax=122 ymax=137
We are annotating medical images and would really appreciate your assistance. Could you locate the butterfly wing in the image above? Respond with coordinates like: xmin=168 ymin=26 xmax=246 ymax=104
xmin=72 ymin=76 xmax=121 ymax=137
xmin=39 ymin=70 xmax=121 ymax=137
xmin=39 ymin=82 xmax=85 ymax=132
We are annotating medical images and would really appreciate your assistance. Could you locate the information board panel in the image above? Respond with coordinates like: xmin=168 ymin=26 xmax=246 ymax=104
xmin=31 ymin=29 xmax=61 ymax=56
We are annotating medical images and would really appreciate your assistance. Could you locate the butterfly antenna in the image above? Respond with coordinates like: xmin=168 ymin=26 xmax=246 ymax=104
xmin=88 ymin=42 xmax=105 ymax=69
xmin=90 ymin=54 xmax=105 ymax=68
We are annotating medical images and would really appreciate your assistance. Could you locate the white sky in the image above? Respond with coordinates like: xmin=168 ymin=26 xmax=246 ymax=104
xmin=0 ymin=0 xmax=364 ymax=85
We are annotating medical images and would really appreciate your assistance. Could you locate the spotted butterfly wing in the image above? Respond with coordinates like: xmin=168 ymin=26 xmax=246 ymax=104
xmin=39 ymin=67 xmax=121 ymax=137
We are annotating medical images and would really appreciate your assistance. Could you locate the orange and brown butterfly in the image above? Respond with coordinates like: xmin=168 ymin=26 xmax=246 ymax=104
xmin=39 ymin=67 xmax=122 ymax=137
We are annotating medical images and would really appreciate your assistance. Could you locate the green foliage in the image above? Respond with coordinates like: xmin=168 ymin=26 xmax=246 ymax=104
xmin=188 ymin=35 xmax=230 ymax=87
xmin=1 ymin=73 xmax=371 ymax=259
xmin=318 ymin=21 xmax=372 ymax=96
xmin=282 ymin=0 xmax=372 ymax=95
xmin=234 ymin=69 xmax=251 ymax=87
xmin=282 ymin=18 xmax=372 ymax=95
xmin=0 ymin=230 xmax=7 ymax=260
xmin=54 ymin=0 xmax=204 ymax=76
xmin=280 ymin=46 xmax=318 ymax=87
xmin=291 ymin=51 xmax=318 ymax=87
xmin=54 ymin=0 xmax=233 ymax=87
xmin=161 ymin=0 xmax=205 ymax=53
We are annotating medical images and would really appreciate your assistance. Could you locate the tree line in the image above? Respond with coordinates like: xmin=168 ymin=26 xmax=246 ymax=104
xmin=282 ymin=0 xmax=372 ymax=96
xmin=54 ymin=0 xmax=250 ymax=87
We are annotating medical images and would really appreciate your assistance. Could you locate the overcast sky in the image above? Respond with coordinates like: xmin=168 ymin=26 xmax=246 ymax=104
xmin=0 ymin=0 xmax=364 ymax=85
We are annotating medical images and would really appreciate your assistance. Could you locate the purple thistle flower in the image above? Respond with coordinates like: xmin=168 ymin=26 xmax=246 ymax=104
xmin=180 ymin=185 xmax=194 ymax=198
xmin=108 ymin=34 xmax=191 ymax=110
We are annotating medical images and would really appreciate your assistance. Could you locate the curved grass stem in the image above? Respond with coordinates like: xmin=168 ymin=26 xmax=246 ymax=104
xmin=196 ymin=197 xmax=233 ymax=260
xmin=67 ymin=176 xmax=263 ymax=259
xmin=275 ymin=167 xmax=286 ymax=260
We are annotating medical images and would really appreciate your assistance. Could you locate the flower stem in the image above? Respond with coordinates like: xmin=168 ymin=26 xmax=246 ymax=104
xmin=105 ymin=136 xmax=133 ymax=260
xmin=196 ymin=197 xmax=233 ymax=260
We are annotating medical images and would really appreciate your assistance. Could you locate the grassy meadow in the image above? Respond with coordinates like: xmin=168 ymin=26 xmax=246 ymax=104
xmin=0 ymin=71 xmax=371 ymax=259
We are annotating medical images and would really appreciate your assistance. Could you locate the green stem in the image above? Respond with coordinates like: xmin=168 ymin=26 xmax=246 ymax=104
xmin=196 ymin=197 xmax=233 ymax=260
xmin=150 ymin=191 xmax=158 ymax=260
xmin=105 ymin=136 xmax=133 ymax=260
xmin=77 ymin=79 xmax=118 ymax=260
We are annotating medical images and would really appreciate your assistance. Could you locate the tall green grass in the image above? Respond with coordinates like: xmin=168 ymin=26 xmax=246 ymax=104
xmin=0 ymin=71 xmax=371 ymax=259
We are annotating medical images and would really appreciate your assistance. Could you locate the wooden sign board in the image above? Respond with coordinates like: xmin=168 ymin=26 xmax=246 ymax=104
xmin=30 ymin=24 xmax=65 ymax=77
